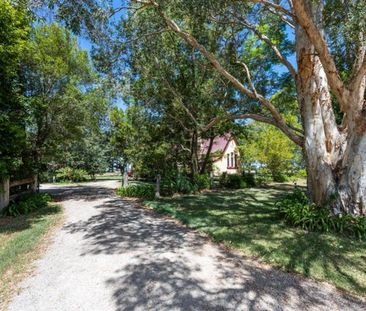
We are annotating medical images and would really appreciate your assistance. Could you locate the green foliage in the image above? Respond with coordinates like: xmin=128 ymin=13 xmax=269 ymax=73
xmin=0 ymin=0 xmax=31 ymax=180
xmin=194 ymin=173 xmax=211 ymax=191
xmin=161 ymin=172 xmax=197 ymax=196
xmin=239 ymin=121 xmax=302 ymax=182
xmin=117 ymin=184 xmax=155 ymax=200
xmin=253 ymin=173 xmax=273 ymax=186
xmin=62 ymin=133 xmax=110 ymax=179
xmin=55 ymin=167 xmax=87 ymax=182
xmin=219 ymin=173 xmax=247 ymax=189
xmin=21 ymin=23 xmax=102 ymax=176
xmin=277 ymin=188 xmax=366 ymax=239
xmin=241 ymin=172 xmax=256 ymax=187
xmin=272 ymin=173 xmax=289 ymax=183
xmin=2 ymin=193 xmax=51 ymax=217
xmin=292 ymin=169 xmax=307 ymax=181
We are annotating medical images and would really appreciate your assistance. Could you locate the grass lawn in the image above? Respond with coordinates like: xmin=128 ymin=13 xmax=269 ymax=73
xmin=145 ymin=185 xmax=366 ymax=296
xmin=0 ymin=204 xmax=63 ymax=308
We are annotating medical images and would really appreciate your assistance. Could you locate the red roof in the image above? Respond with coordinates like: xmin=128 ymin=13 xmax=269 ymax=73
xmin=200 ymin=133 xmax=232 ymax=155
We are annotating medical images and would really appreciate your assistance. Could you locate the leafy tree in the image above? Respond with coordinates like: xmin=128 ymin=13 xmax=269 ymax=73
xmin=105 ymin=7 xmax=252 ymax=177
xmin=21 ymin=23 xmax=100 ymax=174
xmin=50 ymin=0 xmax=366 ymax=215
xmin=109 ymin=106 xmax=134 ymax=178
xmin=0 ymin=0 xmax=31 ymax=179
xmin=109 ymin=105 xmax=173 ymax=179
xmin=239 ymin=122 xmax=302 ymax=181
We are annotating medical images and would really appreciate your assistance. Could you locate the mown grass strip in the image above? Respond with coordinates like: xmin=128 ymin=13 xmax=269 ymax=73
xmin=0 ymin=204 xmax=63 ymax=309
xmin=145 ymin=187 xmax=366 ymax=296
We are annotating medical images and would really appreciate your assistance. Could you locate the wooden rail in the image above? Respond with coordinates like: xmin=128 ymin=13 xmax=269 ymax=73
xmin=0 ymin=176 xmax=38 ymax=210
xmin=10 ymin=178 xmax=35 ymax=188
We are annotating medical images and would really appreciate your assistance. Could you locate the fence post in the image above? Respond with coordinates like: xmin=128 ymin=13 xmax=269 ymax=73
xmin=0 ymin=178 xmax=10 ymax=210
xmin=155 ymin=174 xmax=161 ymax=198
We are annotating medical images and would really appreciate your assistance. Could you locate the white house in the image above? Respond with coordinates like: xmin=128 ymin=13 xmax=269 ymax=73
xmin=200 ymin=133 xmax=240 ymax=176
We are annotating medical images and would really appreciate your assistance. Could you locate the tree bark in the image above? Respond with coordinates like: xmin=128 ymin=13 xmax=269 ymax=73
xmin=296 ymin=0 xmax=366 ymax=215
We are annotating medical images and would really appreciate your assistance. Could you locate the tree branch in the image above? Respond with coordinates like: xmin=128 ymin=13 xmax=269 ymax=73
xmin=262 ymin=6 xmax=295 ymax=28
xmin=155 ymin=61 xmax=199 ymax=127
xmin=230 ymin=15 xmax=297 ymax=78
xmin=235 ymin=61 xmax=258 ymax=97
xmin=249 ymin=0 xmax=295 ymax=19
xmin=132 ymin=0 xmax=303 ymax=146
xmin=124 ymin=29 xmax=168 ymax=45
xmin=349 ymin=47 xmax=366 ymax=95
xmin=292 ymin=0 xmax=349 ymax=111
xmin=203 ymin=113 xmax=304 ymax=145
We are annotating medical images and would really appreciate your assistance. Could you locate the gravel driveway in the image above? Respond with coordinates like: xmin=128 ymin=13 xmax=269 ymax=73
xmin=7 ymin=181 xmax=366 ymax=311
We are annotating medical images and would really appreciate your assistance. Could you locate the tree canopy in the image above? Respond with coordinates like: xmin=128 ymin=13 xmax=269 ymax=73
xmin=0 ymin=0 xmax=31 ymax=179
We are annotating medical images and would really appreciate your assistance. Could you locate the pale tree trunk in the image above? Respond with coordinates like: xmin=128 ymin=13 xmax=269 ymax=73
xmin=296 ymin=25 xmax=339 ymax=208
xmin=296 ymin=1 xmax=366 ymax=215
xmin=338 ymin=132 xmax=366 ymax=214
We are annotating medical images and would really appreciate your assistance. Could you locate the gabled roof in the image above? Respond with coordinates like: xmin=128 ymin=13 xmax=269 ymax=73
xmin=200 ymin=133 xmax=233 ymax=157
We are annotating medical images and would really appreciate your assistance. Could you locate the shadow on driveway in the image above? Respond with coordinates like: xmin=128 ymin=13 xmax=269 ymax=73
xmin=42 ymin=184 xmax=116 ymax=202
xmin=61 ymin=192 xmax=365 ymax=311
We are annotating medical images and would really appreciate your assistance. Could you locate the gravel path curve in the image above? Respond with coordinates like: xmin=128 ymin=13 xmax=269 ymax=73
xmin=7 ymin=181 xmax=366 ymax=311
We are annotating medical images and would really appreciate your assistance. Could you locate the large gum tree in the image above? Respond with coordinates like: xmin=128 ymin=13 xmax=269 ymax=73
xmin=49 ymin=0 xmax=366 ymax=215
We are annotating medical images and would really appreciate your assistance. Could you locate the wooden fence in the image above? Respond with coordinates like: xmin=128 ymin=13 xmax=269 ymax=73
xmin=0 ymin=176 xmax=38 ymax=210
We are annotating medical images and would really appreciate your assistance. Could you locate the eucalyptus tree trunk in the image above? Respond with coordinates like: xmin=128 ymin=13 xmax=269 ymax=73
xmin=137 ymin=0 xmax=366 ymax=215
xmin=296 ymin=2 xmax=366 ymax=215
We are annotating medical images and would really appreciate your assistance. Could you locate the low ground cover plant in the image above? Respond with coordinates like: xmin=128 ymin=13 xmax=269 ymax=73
xmin=117 ymin=184 xmax=155 ymax=200
xmin=2 ymin=193 xmax=51 ymax=217
xmin=277 ymin=188 xmax=366 ymax=239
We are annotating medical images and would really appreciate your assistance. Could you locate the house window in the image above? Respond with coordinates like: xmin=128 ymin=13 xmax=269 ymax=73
xmin=231 ymin=152 xmax=234 ymax=167
xmin=227 ymin=154 xmax=230 ymax=167
xmin=234 ymin=154 xmax=238 ymax=168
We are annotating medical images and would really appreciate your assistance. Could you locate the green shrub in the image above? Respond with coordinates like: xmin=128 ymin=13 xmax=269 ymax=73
xmin=293 ymin=168 xmax=307 ymax=179
xmin=272 ymin=173 xmax=289 ymax=182
xmin=176 ymin=173 xmax=197 ymax=194
xmin=160 ymin=177 xmax=175 ymax=196
xmin=277 ymin=188 xmax=366 ymax=239
xmin=117 ymin=184 xmax=155 ymax=200
xmin=218 ymin=173 xmax=228 ymax=188
xmin=219 ymin=173 xmax=246 ymax=189
xmin=242 ymin=172 xmax=256 ymax=187
xmin=2 ymin=193 xmax=51 ymax=217
xmin=254 ymin=173 xmax=272 ymax=186
xmin=161 ymin=172 xmax=197 ymax=196
xmin=194 ymin=173 xmax=211 ymax=190
xmin=56 ymin=167 xmax=87 ymax=182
